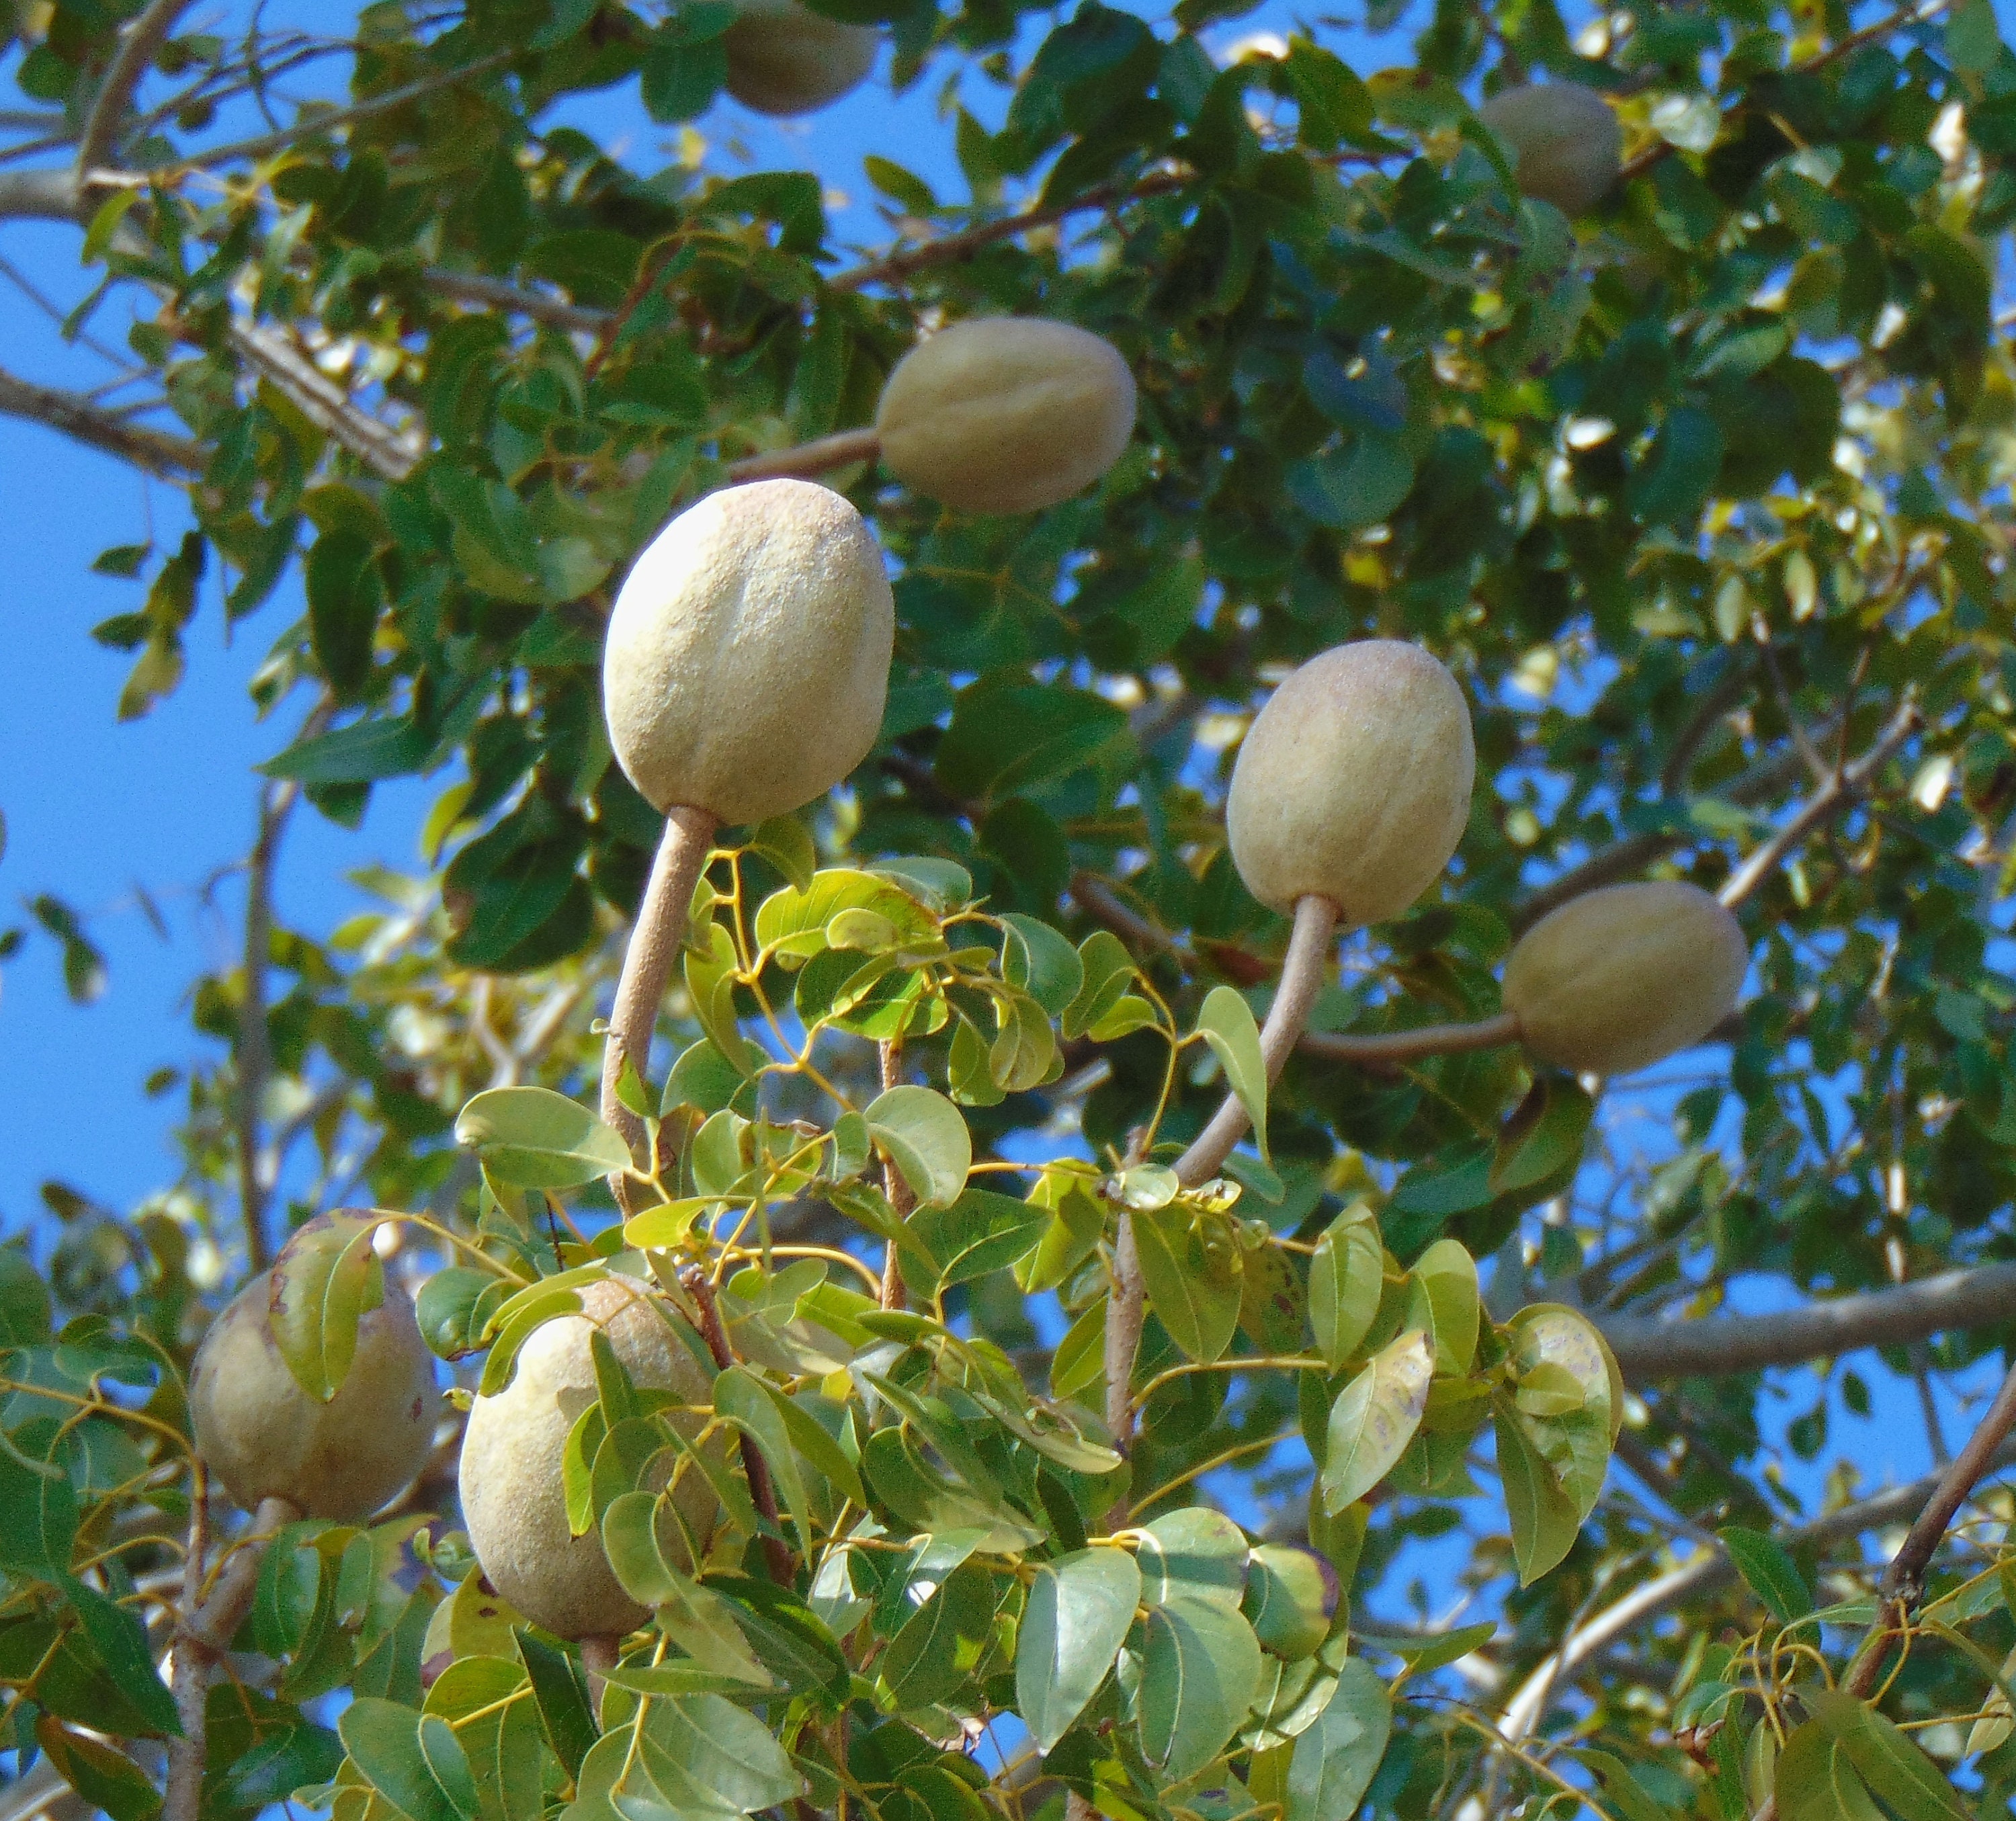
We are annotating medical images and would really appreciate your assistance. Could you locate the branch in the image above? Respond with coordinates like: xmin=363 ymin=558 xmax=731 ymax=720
xmin=677 ymin=1265 xmax=793 ymax=1584
xmin=1513 ymin=734 xmax=1826 ymax=932
xmin=419 ymin=268 xmax=610 ymax=334
xmin=1597 ymin=1259 xmax=2016 ymax=1382
xmin=877 ymin=1038 xmax=913 ymax=1311
xmin=0 ymin=365 xmax=201 ymax=475
xmin=224 ymin=321 xmax=421 ymax=479
xmin=163 ymin=1492 xmax=298 ymax=1821
xmin=828 ymin=169 xmax=1190 ymax=293
xmin=599 ymin=807 xmax=717 ymax=1209
xmin=1499 ymin=1431 xmax=2016 ymax=1742
xmin=1716 ymin=697 xmax=1922 ymax=908
xmin=77 ymin=0 xmax=198 ymax=179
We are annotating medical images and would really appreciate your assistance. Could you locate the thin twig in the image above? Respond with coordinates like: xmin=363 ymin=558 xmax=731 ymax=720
xmin=419 ymin=267 xmax=609 ymax=333
xmin=1717 ymin=697 xmax=1921 ymax=908
xmin=600 ymin=807 xmax=718 ymax=1210
xmin=1300 ymin=1012 xmax=1520 ymax=1066
xmin=77 ymin=0 xmax=198 ymax=179
xmin=677 ymin=1266 xmax=792 ymax=1585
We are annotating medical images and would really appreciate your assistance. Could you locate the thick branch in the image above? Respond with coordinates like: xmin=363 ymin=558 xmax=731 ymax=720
xmin=1598 ymin=1260 xmax=2016 ymax=1382
xmin=0 ymin=365 xmax=200 ymax=475
xmin=77 ymin=0 xmax=197 ymax=178
xmin=600 ymin=807 xmax=717 ymax=1206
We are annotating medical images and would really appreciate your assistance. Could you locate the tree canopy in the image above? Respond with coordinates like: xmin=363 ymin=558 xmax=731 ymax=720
xmin=4 ymin=0 xmax=2016 ymax=1816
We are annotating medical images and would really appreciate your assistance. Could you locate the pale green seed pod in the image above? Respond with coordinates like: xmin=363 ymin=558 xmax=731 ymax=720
xmin=603 ymin=478 xmax=894 ymax=827
xmin=723 ymin=0 xmax=878 ymax=116
xmin=874 ymin=317 xmax=1137 ymax=515
xmin=1478 ymin=82 xmax=1622 ymax=216
xmin=1225 ymin=640 xmax=1475 ymax=923
xmin=1503 ymin=880 xmax=1747 ymax=1075
xmin=190 ymin=1271 xmax=437 ymax=1521
xmin=458 ymin=1276 xmax=720 ymax=1641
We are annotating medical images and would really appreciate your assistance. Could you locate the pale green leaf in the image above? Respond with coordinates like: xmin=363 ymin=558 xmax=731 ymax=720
xmin=1320 ymin=1330 xmax=1432 ymax=1513
xmin=866 ymin=1085 xmax=971 ymax=1209
xmin=456 ymin=1087 xmax=632 ymax=1189
xmin=1195 ymin=984 xmax=1269 ymax=1163
xmin=1017 ymin=1547 xmax=1141 ymax=1750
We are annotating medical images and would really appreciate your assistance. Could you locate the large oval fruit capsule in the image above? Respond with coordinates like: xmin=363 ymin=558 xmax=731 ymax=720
xmin=458 ymin=1277 xmax=723 ymax=1640
xmin=1503 ymin=880 xmax=1747 ymax=1075
xmin=191 ymin=1264 xmax=437 ymax=1521
xmin=874 ymin=316 xmax=1137 ymax=515
xmin=722 ymin=0 xmax=878 ymax=116
xmin=1226 ymin=640 xmax=1476 ymax=925
xmin=1477 ymin=82 xmax=1622 ymax=216
xmin=602 ymin=478 xmax=894 ymax=828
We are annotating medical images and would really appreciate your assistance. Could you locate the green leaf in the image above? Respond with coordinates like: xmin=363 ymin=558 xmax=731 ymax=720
xmin=712 ymin=1366 xmax=816 ymax=1556
xmin=635 ymin=1693 xmax=803 ymax=1816
xmin=1308 ymin=1203 xmax=1384 ymax=1369
xmin=1490 ymin=1075 xmax=1593 ymax=1197
xmin=905 ymin=1188 xmax=1048 ymax=1295
xmin=1132 ymin=1204 xmax=1242 ymax=1364
xmin=1568 ymin=1748 xmax=1684 ymax=1821
xmin=1494 ymin=1402 xmax=1582 ymax=1585
xmin=1407 ymin=1239 xmax=1480 ymax=1375
xmin=267 ymin=1211 xmax=383 ymax=1402
xmin=1136 ymin=1597 xmax=1265 ymax=1783
xmin=1807 ymin=1689 xmax=1973 ymax=1819
xmin=32 ymin=1716 xmax=161 ymax=1821
xmin=1138 ymin=1507 xmax=1249 ymax=1609
xmin=1195 ymin=984 xmax=1269 ymax=1163
xmin=1242 ymin=1545 xmax=1331 ymax=1660
xmin=63 ymin=1580 xmax=179 ymax=1736
xmin=1062 ymin=929 xmax=1138 ymax=1040
xmin=0 ymin=1248 xmax=52 ymax=1345
xmin=878 ymin=1562 xmax=998 ymax=1711
xmin=1017 ymin=1546 xmax=1142 ymax=1750
xmin=999 ymin=913 xmax=1085 ymax=1016
xmin=416 ymin=1715 xmax=482 ymax=1821
xmin=1320 ymin=1330 xmax=1433 ymax=1513
xmin=1286 ymin=1658 xmax=1390 ymax=1821
xmin=934 ymin=677 xmax=1132 ymax=804
xmin=339 ymin=1697 xmax=459 ymax=1821
xmin=1775 ymin=1720 xmax=1886 ymax=1821
xmin=865 ymin=1085 xmax=971 ymax=1208
xmin=513 ymin=1632 xmax=596 ymax=1781
xmin=746 ymin=816 xmax=817 ymax=893
xmin=455 ymin=1087 xmax=632 ymax=1189
xmin=1718 ymin=1527 xmax=1813 ymax=1625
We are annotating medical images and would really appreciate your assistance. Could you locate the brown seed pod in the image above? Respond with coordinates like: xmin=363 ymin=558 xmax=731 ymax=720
xmin=458 ymin=1276 xmax=720 ymax=1640
xmin=190 ymin=1271 xmax=437 ymax=1521
xmin=1477 ymin=82 xmax=1622 ymax=216
xmin=722 ymin=0 xmax=878 ymax=116
xmin=1503 ymin=880 xmax=1748 ymax=1075
xmin=874 ymin=316 xmax=1137 ymax=515
xmin=602 ymin=479 xmax=894 ymax=827
xmin=1225 ymin=640 xmax=1476 ymax=923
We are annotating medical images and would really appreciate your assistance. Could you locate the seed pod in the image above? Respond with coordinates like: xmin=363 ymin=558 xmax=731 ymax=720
xmin=874 ymin=316 xmax=1137 ymax=515
xmin=459 ymin=1277 xmax=721 ymax=1640
xmin=603 ymin=479 xmax=894 ymax=827
xmin=1503 ymin=880 xmax=1747 ymax=1075
xmin=1225 ymin=640 xmax=1475 ymax=923
xmin=723 ymin=0 xmax=878 ymax=116
xmin=191 ymin=1271 xmax=437 ymax=1521
xmin=1477 ymin=82 xmax=1622 ymax=216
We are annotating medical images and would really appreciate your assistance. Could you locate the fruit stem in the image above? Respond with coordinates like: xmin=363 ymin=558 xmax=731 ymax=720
xmin=724 ymin=426 xmax=882 ymax=486
xmin=579 ymin=1634 xmax=620 ymax=1713
xmin=677 ymin=1265 xmax=794 ymax=1586
xmin=1103 ymin=895 xmax=1340 ymax=1525
xmin=1298 ymin=1009 xmax=1521 ymax=1065
xmin=601 ymin=806 xmax=718 ymax=1212
xmin=164 ymin=1488 xmax=299 ymax=1821
xmin=1173 ymin=894 xmax=1340 ymax=1188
